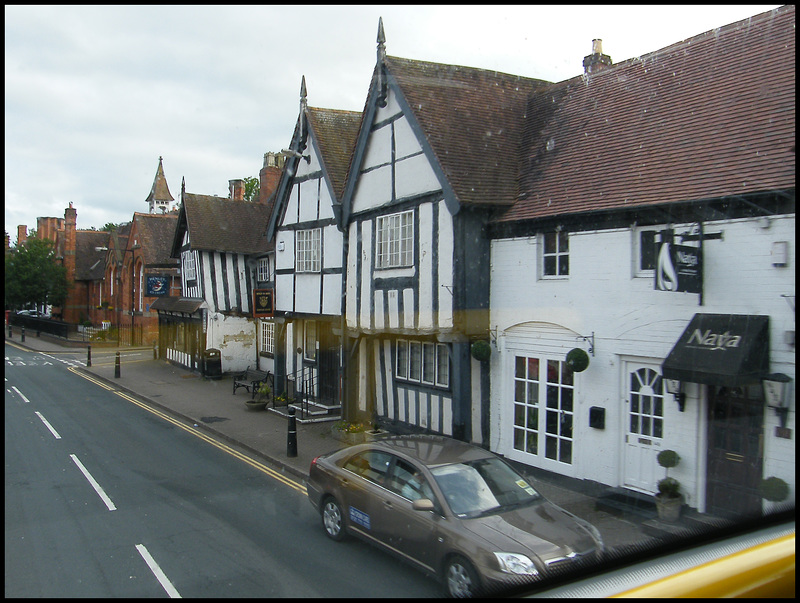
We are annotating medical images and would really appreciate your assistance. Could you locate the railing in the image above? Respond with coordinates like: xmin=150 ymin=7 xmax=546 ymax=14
xmin=272 ymin=365 xmax=340 ymax=422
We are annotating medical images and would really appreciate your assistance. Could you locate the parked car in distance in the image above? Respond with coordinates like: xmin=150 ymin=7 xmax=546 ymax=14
xmin=307 ymin=434 xmax=604 ymax=597
xmin=16 ymin=309 xmax=42 ymax=316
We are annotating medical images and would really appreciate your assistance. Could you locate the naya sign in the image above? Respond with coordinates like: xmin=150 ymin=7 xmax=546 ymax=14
xmin=655 ymin=239 xmax=702 ymax=294
xmin=146 ymin=275 xmax=169 ymax=296
xmin=687 ymin=329 xmax=742 ymax=351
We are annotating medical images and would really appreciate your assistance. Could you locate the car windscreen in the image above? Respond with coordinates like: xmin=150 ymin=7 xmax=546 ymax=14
xmin=430 ymin=457 xmax=541 ymax=518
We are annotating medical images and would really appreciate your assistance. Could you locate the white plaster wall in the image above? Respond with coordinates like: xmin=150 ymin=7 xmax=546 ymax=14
xmin=489 ymin=215 xmax=795 ymax=506
xmin=206 ymin=312 xmax=256 ymax=373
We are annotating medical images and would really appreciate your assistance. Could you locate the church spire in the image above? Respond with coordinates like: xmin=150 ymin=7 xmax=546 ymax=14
xmin=145 ymin=156 xmax=174 ymax=214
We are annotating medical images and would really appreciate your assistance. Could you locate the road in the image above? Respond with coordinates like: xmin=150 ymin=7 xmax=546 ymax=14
xmin=5 ymin=344 xmax=438 ymax=597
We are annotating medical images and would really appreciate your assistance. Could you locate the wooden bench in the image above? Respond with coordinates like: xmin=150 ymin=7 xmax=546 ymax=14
xmin=232 ymin=367 xmax=272 ymax=400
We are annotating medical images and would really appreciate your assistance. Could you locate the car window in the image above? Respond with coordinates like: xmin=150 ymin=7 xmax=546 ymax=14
xmin=342 ymin=450 xmax=392 ymax=485
xmin=385 ymin=458 xmax=436 ymax=502
xmin=431 ymin=457 xmax=541 ymax=518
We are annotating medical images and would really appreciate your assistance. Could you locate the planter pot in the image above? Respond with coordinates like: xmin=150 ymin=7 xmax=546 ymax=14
xmin=245 ymin=400 xmax=268 ymax=411
xmin=364 ymin=429 xmax=388 ymax=442
xmin=331 ymin=426 xmax=366 ymax=445
xmin=655 ymin=494 xmax=683 ymax=523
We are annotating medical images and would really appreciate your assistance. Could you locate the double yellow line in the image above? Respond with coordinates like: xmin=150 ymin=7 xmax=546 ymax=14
xmin=69 ymin=366 xmax=307 ymax=495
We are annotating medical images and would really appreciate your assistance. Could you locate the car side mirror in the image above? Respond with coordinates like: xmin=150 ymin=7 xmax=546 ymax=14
xmin=412 ymin=498 xmax=435 ymax=512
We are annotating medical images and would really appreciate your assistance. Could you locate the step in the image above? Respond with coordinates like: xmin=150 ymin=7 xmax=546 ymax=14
xmin=595 ymin=487 xmax=658 ymax=520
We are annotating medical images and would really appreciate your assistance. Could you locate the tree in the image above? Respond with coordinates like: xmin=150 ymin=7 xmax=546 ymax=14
xmin=4 ymin=237 xmax=68 ymax=311
xmin=244 ymin=176 xmax=260 ymax=202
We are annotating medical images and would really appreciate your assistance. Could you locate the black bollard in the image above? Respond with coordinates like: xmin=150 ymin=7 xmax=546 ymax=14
xmin=87 ymin=345 xmax=92 ymax=367
xmin=287 ymin=407 xmax=297 ymax=458
xmin=8 ymin=325 xmax=11 ymax=338
xmin=21 ymin=327 xmax=25 ymax=343
xmin=114 ymin=351 xmax=121 ymax=378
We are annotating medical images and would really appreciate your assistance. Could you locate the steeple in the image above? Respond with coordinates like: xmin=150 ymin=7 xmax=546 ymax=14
xmin=145 ymin=156 xmax=174 ymax=214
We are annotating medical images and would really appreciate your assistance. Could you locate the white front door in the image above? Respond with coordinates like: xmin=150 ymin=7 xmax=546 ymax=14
xmin=623 ymin=363 xmax=666 ymax=493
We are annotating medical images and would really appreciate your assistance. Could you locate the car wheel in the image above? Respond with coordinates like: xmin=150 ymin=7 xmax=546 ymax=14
xmin=321 ymin=496 xmax=346 ymax=541
xmin=443 ymin=554 xmax=480 ymax=598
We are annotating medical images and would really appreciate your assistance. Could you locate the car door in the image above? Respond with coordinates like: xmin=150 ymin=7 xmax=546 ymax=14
xmin=340 ymin=450 xmax=393 ymax=541
xmin=378 ymin=457 xmax=442 ymax=574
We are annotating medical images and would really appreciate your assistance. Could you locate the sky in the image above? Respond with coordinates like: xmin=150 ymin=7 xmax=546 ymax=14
xmin=4 ymin=5 xmax=782 ymax=240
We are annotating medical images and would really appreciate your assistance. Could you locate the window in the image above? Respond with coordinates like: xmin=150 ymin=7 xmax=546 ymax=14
xmin=296 ymin=229 xmax=321 ymax=273
xmin=257 ymin=257 xmax=270 ymax=282
xmin=637 ymin=228 xmax=658 ymax=273
xmin=376 ymin=210 xmax=413 ymax=268
xmin=628 ymin=368 xmax=664 ymax=439
xmin=396 ymin=339 xmax=449 ymax=388
xmin=543 ymin=231 xmax=569 ymax=276
xmin=386 ymin=458 xmax=436 ymax=502
xmin=260 ymin=320 xmax=274 ymax=356
xmin=183 ymin=250 xmax=196 ymax=281
xmin=343 ymin=450 xmax=393 ymax=485
xmin=304 ymin=321 xmax=317 ymax=361
xmin=513 ymin=355 xmax=574 ymax=464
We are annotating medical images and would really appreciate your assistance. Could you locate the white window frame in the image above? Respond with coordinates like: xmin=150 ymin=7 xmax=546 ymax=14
xmin=542 ymin=230 xmax=569 ymax=277
xmin=183 ymin=250 xmax=196 ymax=281
xmin=396 ymin=339 xmax=449 ymax=388
xmin=376 ymin=210 xmax=414 ymax=269
xmin=260 ymin=320 xmax=275 ymax=355
xmin=634 ymin=227 xmax=658 ymax=277
xmin=512 ymin=355 xmax=574 ymax=465
xmin=304 ymin=320 xmax=317 ymax=362
xmin=257 ymin=257 xmax=270 ymax=282
xmin=296 ymin=229 xmax=321 ymax=273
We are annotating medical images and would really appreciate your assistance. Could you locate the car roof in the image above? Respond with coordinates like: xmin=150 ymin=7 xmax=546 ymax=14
xmin=368 ymin=434 xmax=494 ymax=468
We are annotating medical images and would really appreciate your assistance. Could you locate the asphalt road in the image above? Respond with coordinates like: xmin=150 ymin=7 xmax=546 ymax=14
xmin=5 ymin=344 xmax=439 ymax=597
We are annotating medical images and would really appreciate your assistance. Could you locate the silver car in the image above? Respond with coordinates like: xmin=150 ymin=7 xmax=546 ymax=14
xmin=307 ymin=434 xmax=603 ymax=597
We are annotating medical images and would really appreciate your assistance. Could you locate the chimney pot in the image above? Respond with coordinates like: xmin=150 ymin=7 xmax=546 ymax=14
xmin=229 ymin=179 xmax=245 ymax=201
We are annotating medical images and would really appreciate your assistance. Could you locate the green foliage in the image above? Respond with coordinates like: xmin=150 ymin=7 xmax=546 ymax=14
xmin=243 ymin=176 xmax=260 ymax=202
xmin=759 ymin=477 xmax=789 ymax=502
xmin=333 ymin=420 xmax=367 ymax=433
xmin=657 ymin=450 xmax=680 ymax=469
xmin=657 ymin=477 xmax=681 ymax=498
xmin=470 ymin=340 xmax=491 ymax=362
xmin=566 ymin=348 xmax=590 ymax=372
xmin=5 ymin=237 xmax=68 ymax=310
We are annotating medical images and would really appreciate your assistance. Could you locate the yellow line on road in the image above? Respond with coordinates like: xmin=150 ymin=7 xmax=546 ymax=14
xmin=68 ymin=367 xmax=307 ymax=495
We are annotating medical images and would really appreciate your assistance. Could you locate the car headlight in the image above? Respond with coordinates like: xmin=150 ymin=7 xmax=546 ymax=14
xmin=493 ymin=552 xmax=539 ymax=576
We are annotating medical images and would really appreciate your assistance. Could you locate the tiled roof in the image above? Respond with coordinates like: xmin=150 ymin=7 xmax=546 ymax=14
xmin=75 ymin=230 xmax=110 ymax=281
xmin=182 ymin=193 xmax=271 ymax=254
xmin=500 ymin=5 xmax=795 ymax=223
xmin=307 ymin=107 xmax=361 ymax=200
xmin=131 ymin=212 xmax=179 ymax=267
xmin=384 ymin=55 xmax=549 ymax=207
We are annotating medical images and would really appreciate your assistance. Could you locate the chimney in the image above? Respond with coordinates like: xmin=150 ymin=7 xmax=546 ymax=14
xmin=583 ymin=39 xmax=612 ymax=74
xmin=17 ymin=225 xmax=27 ymax=246
xmin=229 ymin=179 xmax=245 ymax=201
xmin=64 ymin=202 xmax=77 ymax=287
xmin=259 ymin=152 xmax=284 ymax=204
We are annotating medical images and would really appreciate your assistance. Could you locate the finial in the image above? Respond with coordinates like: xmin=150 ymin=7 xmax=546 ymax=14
xmin=300 ymin=75 xmax=307 ymax=109
xmin=377 ymin=17 xmax=386 ymax=62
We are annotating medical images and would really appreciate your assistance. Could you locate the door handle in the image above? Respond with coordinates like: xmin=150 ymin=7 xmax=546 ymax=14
xmin=725 ymin=452 xmax=744 ymax=463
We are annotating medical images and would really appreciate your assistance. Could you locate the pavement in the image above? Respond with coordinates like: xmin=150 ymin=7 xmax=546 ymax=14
xmin=6 ymin=331 xmax=662 ymax=553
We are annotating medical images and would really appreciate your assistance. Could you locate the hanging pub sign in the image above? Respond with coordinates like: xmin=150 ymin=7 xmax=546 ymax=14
xmin=655 ymin=231 xmax=702 ymax=294
xmin=146 ymin=275 xmax=169 ymax=296
xmin=253 ymin=288 xmax=274 ymax=317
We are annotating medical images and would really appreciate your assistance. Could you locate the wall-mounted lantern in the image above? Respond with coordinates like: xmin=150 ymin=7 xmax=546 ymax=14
xmin=762 ymin=373 xmax=792 ymax=428
xmin=664 ymin=379 xmax=686 ymax=412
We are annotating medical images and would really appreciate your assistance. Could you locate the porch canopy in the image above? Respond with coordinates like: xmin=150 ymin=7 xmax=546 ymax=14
xmin=662 ymin=314 xmax=769 ymax=387
xmin=150 ymin=296 xmax=205 ymax=314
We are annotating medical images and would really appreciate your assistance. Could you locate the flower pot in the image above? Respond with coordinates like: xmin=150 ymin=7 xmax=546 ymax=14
xmin=655 ymin=494 xmax=683 ymax=523
xmin=364 ymin=429 xmax=388 ymax=442
xmin=245 ymin=400 xmax=268 ymax=411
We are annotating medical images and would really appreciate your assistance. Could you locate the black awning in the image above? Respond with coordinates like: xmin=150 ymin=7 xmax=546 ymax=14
xmin=662 ymin=314 xmax=769 ymax=386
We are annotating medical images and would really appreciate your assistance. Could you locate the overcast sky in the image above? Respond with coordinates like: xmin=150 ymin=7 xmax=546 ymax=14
xmin=5 ymin=5 xmax=782 ymax=240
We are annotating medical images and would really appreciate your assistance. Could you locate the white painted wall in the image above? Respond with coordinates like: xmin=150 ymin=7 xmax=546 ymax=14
xmin=489 ymin=215 xmax=795 ymax=510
